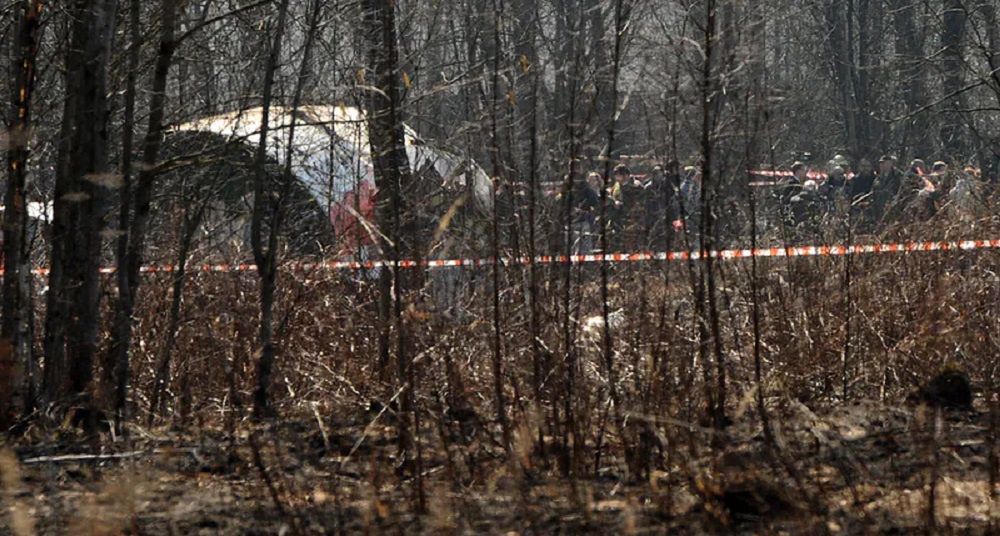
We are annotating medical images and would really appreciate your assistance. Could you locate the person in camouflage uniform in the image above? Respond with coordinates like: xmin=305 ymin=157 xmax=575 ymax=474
xmin=788 ymin=179 xmax=824 ymax=241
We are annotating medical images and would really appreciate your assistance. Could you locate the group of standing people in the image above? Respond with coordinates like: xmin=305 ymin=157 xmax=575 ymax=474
xmin=779 ymin=154 xmax=990 ymax=238
xmin=566 ymin=162 xmax=702 ymax=254
xmin=559 ymin=152 xmax=992 ymax=255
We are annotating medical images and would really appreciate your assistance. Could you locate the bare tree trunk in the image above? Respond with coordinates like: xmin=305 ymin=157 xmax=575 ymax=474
xmin=42 ymin=61 xmax=73 ymax=405
xmin=551 ymin=0 xmax=579 ymax=137
xmin=512 ymin=0 xmax=547 ymax=445
xmin=593 ymin=0 xmax=628 ymax=478
xmin=488 ymin=0 xmax=511 ymax=454
xmin=892 ymin=0 xmax=931 ymax=157
xmin=110 ymin=0 xmax=141 ymax=429
xmin=941 ymin=0 xmax=967 ymax=156
xmin=510 ymin=0 xmax=554 ymax=468
xmin=2 ymin=0 xmax=44 ymax=428
xmin=855 ymin=0 xmax=880 ymax=155
xmin=68 ymin=0 xmax=118 ymax=426
xmin=599 ymin=0 xmax=628 ymax=413
xmin=41 ymin=0 xmax=119 ymax=430
xmin=978 ymin=1 xmax=1000 ymax=176
xmin=826 ymin=0 xmax=859 ymax=154
xmin=361 ymin=0 xmax=424 ymax=509
xmin=587 ymin=0 xmax=609 ymax=143
xmin=249 ymin=0 xmax=291 ymax=419
xmin=110 ymin=0 xmax=179 ymax=431
xmin=980 ymin=2 xmax=1000 ymax=93
xmin=560 ymin=115 xmax=578 ymax=477
xmin=557 ymin=24 xmax=587 ymax=473
xmin=699 ymin=0 xmax=727 ymax=430
xmin=250 ymin=0 xmax=322 ymax=420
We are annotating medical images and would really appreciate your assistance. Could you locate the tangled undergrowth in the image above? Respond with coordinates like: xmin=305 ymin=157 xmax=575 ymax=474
xmin=4 ymin=209 xmax=1000 ymax=534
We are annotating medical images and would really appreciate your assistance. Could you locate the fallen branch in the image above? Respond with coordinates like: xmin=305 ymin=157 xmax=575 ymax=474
xmin=20 ymin=447 xmax=201 ymax=465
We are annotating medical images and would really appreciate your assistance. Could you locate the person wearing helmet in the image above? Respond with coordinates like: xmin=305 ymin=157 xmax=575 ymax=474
xmin=818 ymin=164 xmax=848 ymax=220
xmin=777 ymin=161 xmax=807 ymax=203
xmin=773 ymin=161 xmax=806 ymax=231
xmin=907 ymin=158 xmax=927 ymax=180
xmin=832 ymin=154 xmax=851 ymax=176
xmin=788 ymin=179 xmax=823 ymax=240
xmin=822 ymin=164 xmax=848 ymax=193
xmin=930 ymin=160 xmax=957 ymax=194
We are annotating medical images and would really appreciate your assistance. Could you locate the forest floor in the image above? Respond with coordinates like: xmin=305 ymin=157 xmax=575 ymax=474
xmin=2 ymin=394 xmax=998 ymax=535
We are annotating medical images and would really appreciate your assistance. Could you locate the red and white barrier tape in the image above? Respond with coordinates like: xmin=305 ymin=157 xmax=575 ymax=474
xmin=749 ymin=169 xmax=855 ymax=180
xmin=8 ymin=239 xmax=1000 ymax=277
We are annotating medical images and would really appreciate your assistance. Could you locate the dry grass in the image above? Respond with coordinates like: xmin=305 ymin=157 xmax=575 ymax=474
xmin=0 ymin=449 xmax=35 ymax=536
xmin=4 ymin=199 xmax=1000 ymax=534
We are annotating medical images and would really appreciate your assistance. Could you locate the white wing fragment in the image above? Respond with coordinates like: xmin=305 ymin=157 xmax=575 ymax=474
xmin=174 ymin=105 xmax=493 ymax=216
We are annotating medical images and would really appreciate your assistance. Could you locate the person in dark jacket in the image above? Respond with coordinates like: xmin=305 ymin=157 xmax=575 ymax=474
xmin=675 ymin=166 xmax=703 ymax=248
xmin=849 ymin=158 xmax=876 ymax=201
xmin=609 ymin=164 xmax=641 ymax=249
xmin=640 ymin=164 xmax=677 ymax=250
xmin=847 ymin=158 xmax=876 ymax=233
xmin=781 ymin=161 xmax=808 ymax=200
xmin=870 ymin=155 xmax=902 ymax=229
xmin=568 ymin=172 xmax=601 ymax=253
xmin=661 ymin=160 xmax=682 ymax=249
xmin=820 ymin=165 xmax=848 ymax=200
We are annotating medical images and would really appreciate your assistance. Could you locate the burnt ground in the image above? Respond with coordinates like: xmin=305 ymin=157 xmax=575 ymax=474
xmin=2 ymin=396 xmax=999 ymax=535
